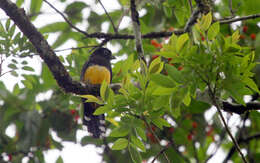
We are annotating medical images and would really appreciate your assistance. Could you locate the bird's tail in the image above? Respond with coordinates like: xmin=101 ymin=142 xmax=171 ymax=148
xmin=82 ymin=100 xmax=106 ymax=138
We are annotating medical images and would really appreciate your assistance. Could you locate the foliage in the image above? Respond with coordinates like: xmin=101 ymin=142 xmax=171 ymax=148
xmin=0 ymin=0 xmax=260 ymax=163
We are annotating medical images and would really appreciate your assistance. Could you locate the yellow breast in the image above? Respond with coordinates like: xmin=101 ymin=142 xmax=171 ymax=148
xmin=83 ymin=65 xmax=111 ymax=84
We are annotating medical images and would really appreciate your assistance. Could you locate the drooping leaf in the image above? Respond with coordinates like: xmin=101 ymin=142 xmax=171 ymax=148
xmin=129 ymin=144 xmax=142 ymax=163
xmin=111 ymin=138 xmax=128 ymax=150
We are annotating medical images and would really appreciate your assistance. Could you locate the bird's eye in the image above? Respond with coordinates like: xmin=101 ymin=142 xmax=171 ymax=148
xmin=104 ymin=49 xmax=110 ymax=56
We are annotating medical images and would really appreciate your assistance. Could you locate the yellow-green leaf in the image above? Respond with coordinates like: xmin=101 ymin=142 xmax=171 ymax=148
xmin=183 ymin=91 xmax=191 ymax=106
xmin=149 ymin=56 xmax=164 ymax=74
xmin=208 ymin=22 xmax=220 ymax=40
xmin=111 ymin=138 xmax=128 ymax=150
xmin=130 ymin=135 xmax=146 ymax=152
xmin=80 ymin=95 xmax=103 ymax=104
xmin=129 ymin=144 xmax=142 ymax=163
xmin=100 ymin=80 xmax=108 ymax=101
xmin=232 ymin=30 xmax=240 ymax=43
xmin=242 ymin=77 xmax=260 ymax=93
xmin=201 ymin=12 xmax=212 ymax=31
xmin=93 ymin=106 xmax=110 ymax=115
xmin=176 ymin=33 xmax=189 ymax=52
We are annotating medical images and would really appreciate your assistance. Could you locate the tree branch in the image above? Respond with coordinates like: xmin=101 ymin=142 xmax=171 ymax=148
xmin=208 ymin=88 xmax=248 ymax=163
xmin=54 ymin=45 xmax=97 ymax=52
xmin=142 ymin=117 xmax=170 ymax=163
xmin=223 ymin=132 xmax=260 ymax=163
xmin=222 ymin=101 xmax=260 ymax=114
xmin=97 ymin=0 xmax=118 ymax=33
xmin=228 ymin=0 xmax=235 ymax=17
xmin=218 ymin=13 xmax=260 ymax=24
xmin=0 ymin=0 xmax=90 ymax=95
xmin=151 ymin=142 xmax=172 ymax=163
xmin=42 ymin=0 xmax=260 ymax=41
xmin=130 ymin=0 xmax=145 ymax=64
xmin=43 ymin=0 xmax=89 ymax=37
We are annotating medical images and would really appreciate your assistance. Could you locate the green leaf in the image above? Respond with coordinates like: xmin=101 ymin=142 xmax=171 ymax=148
xmin=208 ymin=22 xmax=220 ymax=40
xmin=129 ymin=144 xmax=142 ymax=163
xmin=187 ymin=99 xmax=211 ymax=113
xmin=201 ymin=12 xmax=212 ymax=31
xmin=183 ymin=91 xmax=191 ymax=106
xmin=150 ymin=74 xmax=175 ymax=88
xmin=110 ymin=126 xmax=130 ymax=137
xmin=52 ymin=32 xmax=71 ymax=49
xmin=111 ymin=138 xmax=128 ymax=150
xmin=153 ymin=87 xmax=174 ymax=95
xmin=151 ymin=117 xmax=171 ymax=129
xmin=22 ymin=80 xmax=33 ymax=89
xmin=176 ymin=33 xmax=189 ymax=52
xmin=149 ymin=56 xmax=164 ymax=74
xmin=171 ymin=107 xmax=181 ymax=118
xmin=22 ymin=66 xmax=34 ymax=72
xmin=165 ymin=64 xmax=183 ymax=83
xmin=163 ymin=6 xmax=172 ymax=18
xmin=174 ymin=8 xmax=185 ymax=25
xmin=135 ymin=127 xmax=146 ymax=141
xmin=130 ymin=135 xmax=146 ymax=152
xmin=157 ymin=51 xmax=177 ymax=58
xmin=16 ymin=0 xmax=24 ymax=7
xmin=5 ymin=19 xmax=10 ymax=31
xmin=223 ymin=79 xmax=251 ymax=105
xmin=80 ymin=95 xmax=103 ymax=104
xmin=93 ymin=106 xmax=111 ymax=115
xmin=100 ymin=80 xmax=108 ymax=101
xmin=242 ymin=77 xmax=260 ymax=93
xmin=40 ymin=22 xmax=68 ymax=33
xmin=30 ymin=0 xmax=42 ymax=20
xmin=9 ymin=24 xmax=16 ymax=36
xmin=8 ymin=63 xmax=17 ymax=70
xmin=55 ymin=156 xmax=63 ymax=163
xmin=232 ymin=30 xmax=240 ymax=43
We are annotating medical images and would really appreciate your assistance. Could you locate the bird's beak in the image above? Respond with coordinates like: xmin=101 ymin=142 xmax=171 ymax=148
xmin=110 ymin=55 xmax=116 ymax=60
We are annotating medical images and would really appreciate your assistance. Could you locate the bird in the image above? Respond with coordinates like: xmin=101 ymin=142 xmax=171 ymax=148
xmin=80 ymin=47 xmax=115 ymax=138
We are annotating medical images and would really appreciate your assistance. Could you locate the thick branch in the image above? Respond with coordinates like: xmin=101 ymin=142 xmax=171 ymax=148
xmin=130 ymin=0 xmax=145 ymax=63
xmin=222 ymin=101 xmax=260 ymax=114
xmin=0 ymin=0 xmax=89 ymax=95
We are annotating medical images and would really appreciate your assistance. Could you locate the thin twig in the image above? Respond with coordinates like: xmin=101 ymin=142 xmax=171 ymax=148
xmin=142 ymin=117 xmax=170 ymax=163
xmin=89 ymin=38 xmax=110 ymax=53
xmin=0 ymin=70 xmax=13 ymax=77
xmin=208 ymin=88 xmax=248 ymax=163
xmin=204 ymin=130 xmax=226 ymax=163
xmin=228 ymin=0 xmax=235 ymax=17
xmin=223 ymin=132 xmax=260 ymax=163
xmin=188 ymin=0 xmax=193 ymax=13
xmin=184 ymin=0 xmax=210 ymax=33
xmin=43 ymin=0 xmax=89 ymax=37
xmin=218 ymin=13 xmax=260 ymax=24
xmin=42 ymin=1 xmax=260 ymax=41
xmin=116 ymin=8 xmax=130 ymax=30
xmin=0 ymin=54 xmax=3 ymax=75
xmin=151 ymin=142 xmax=172 ymax=163
xmin=54 ymin=46 xmax=97 ymax=52
xmin=97 ymin=0 xmax=118 ymax=33
xmin=168 ymin=138 xmax=190 ymax=163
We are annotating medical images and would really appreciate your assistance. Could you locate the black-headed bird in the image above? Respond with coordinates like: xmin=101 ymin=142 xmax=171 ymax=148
xmin=80 ymin=47 xmax=115 ymax=138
